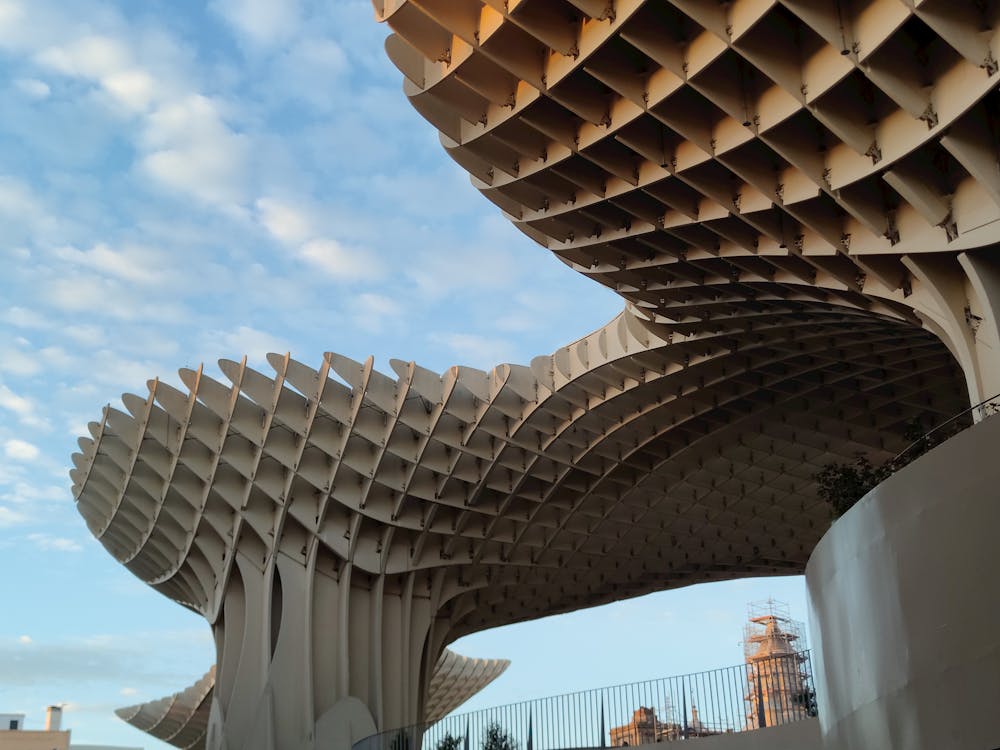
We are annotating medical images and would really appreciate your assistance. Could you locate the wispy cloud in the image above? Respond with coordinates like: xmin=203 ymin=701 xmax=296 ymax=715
xmin=201 ymin=325 xmax=292 ymax=367
xmin=27 ymin=532 xmax=83 ymax=552
xmin=256 ymin=197 xmax=383 ymax=280
xmin=0 ymin=629 xmax=212 ymax=688
xmin=4 ymin=438 xmax=40 ymax=461
xmin=0 ymin=383 xmax=47 ymax=429
xmin=210 ymin=0 xmax=302 ymax=48
xmin=299 ymin=238 xmax=382 ymax=281
xmin=139 ymin=94 xmax=250 ymax=209
xmin=429 ymin=333 xmax=517 ymax=371
xmin=51 ymin=243 xmax=170 ymax=285
xmin=14 ymin=78 xmax=50 ymax=98
xmin=0 ymin=506 xmax=28 ymax=527
xmin=256 ymin=197 xmax=313 ymax=244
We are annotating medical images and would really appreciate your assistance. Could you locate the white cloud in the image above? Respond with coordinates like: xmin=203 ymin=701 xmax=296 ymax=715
xmin=35 ymin=35 xmax=159 ymax=114
xmin=52 ymin=243 xmax=165 ymax=285
xmin=43 ymin=275 xmax=127 ymax=315
xmin=63 ymin=324 xmax=105 ymax=346
xmin=27 ymin=533 xmax=83 ymax=552
xmin=39 ymin=274 xmax=187 ymax=323
xmin=0 ymin=384 xmax=47 ymax=429
xmin=140 ymin=94 xmax=250 ymax=209
xmin=36 ymin=34 xmax=130 ymax=80
xmin=287 ymin=38 xmax=347 ymax=76
xmin=268 ymin=37 xmax=351 ymax=109
xmin=0 ymin=506 xmax=28 ymax=527
xmin=0 ymin=1 xmax=23 ymax=33
xmin=255 ymin=199 xmax=383 ymax=281
xmin=18 ymin=635 xmax=32 ymax=645
xmin=119 ymin=686 xmax=138 ymax=696
xmin=299 ymin=238 xmax=382 ymax=281
xmin=0 ymin=384 xmax=35 ymax=418
xmin=4 ymin=306 xmax=50 ymax=329
xmin=102 ymin=68 xmax=157 ymax=111
xmin=76 ymin=349 xmax=177 ymax=392
xmin=0 ymin=628 xmax=214 ymax=688
xmin=4 ymin=439 xmax=40 ymax=461
xmin=357 ymin=292 xmax=400 ymax=318
xmin=0 ymin=337 xmax=71 ymax=382
xmin=495 ymin=290 xmax=590 ymax=333
xmin=203 ymin=326 xmax=291 ymax=367
xmin=429 ymin=333 xmax=516 ymax=370
xmin=211 ymin=0 xmax=301 ymax=47
xmin=0 ymin=176 xmax=48 ymax=225
xmin=354 ymin=292 xmax=403 ymax=333
xmin=0 ymin=481 xmax=65 ymax=505
xmin=34 ymin=28 xmax=249 ymax=211
xmin=14 ymin=78 xmax=49 ymax=99
xmin=0 ymin=342 xmax=42 ymax=376
xmin=406 ymin=216 xmax=525 ymax=298
xmin=256 ymin=197 xmax=313 ymax=244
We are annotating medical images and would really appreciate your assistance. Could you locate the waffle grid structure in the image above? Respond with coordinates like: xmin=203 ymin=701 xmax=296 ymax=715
xmin=378 ymin=0 xmax=1000 ymax=402
xmin=71 ymin=2 xmax=1000 ymax=749
xmin=74 ymin=312 xmax=965 ymax=749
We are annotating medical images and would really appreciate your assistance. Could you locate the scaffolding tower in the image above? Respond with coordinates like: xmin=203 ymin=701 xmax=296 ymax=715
xmin=742 ymin=600 xmax=814 ymax=729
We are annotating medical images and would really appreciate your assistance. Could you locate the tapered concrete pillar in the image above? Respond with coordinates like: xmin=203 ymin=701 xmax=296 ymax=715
xmin=207 ymin=548 xmax=441 ymax=750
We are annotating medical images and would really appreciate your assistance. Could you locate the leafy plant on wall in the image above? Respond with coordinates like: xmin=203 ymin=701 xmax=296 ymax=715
xmin=815 ymin=456 xmax=888 ymax=517
xmin=482 ymin=722 xmax=518 ymax=750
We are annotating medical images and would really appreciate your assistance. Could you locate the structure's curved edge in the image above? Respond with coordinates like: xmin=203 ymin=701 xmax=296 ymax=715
xmin=116 ymin=649 xmax=509 ymax=750
xmin=116 ymin=666 xmax=215 ymax=750
xmin=425 ymin=650 xmax=510 ymax=723
xmin=71 ymin=307 xmax=966 ymax=630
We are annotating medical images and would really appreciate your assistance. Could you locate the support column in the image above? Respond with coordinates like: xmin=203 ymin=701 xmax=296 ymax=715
xmin=206 ymin=549 xmax=442 ymax=750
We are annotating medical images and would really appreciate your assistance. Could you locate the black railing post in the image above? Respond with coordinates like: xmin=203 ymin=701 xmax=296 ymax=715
xmin=599 ymin=696 xmax=606 ymax=748
xmin=754 ymin=663 xmax=766 ymax=729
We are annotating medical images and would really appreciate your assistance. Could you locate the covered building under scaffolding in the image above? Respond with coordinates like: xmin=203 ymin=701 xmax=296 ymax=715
xmin=744 ymin=601 xmax=815 ymax=729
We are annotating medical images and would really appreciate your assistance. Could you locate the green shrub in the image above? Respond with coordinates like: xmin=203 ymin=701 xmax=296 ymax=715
xmin=482 ymin=723 xmax=517 ymax=750
xmin=815 ymin=455 xmax=888 ymax=517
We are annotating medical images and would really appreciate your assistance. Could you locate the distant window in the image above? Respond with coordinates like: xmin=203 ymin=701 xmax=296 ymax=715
xmin=9 ymin=720 xmax=17 ymax=729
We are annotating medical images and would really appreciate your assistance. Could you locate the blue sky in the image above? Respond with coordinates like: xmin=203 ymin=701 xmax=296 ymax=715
xmin=0 ymin=1 xmax=807 ymax=747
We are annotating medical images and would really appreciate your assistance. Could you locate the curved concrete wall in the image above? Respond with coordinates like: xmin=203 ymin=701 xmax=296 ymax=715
xmin=806 ymin=414 xmax=1000 ymax=750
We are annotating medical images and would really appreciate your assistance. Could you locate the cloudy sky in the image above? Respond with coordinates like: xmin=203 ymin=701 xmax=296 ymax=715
xmin=0 ymin=1 xmax=807 ymax=747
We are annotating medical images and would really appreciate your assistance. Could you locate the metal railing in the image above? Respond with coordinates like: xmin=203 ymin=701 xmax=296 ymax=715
xmin=354 ymin=651 xmax=817 ymax=750
xmin=883 ymin=392 xmax=1000 ymax=475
